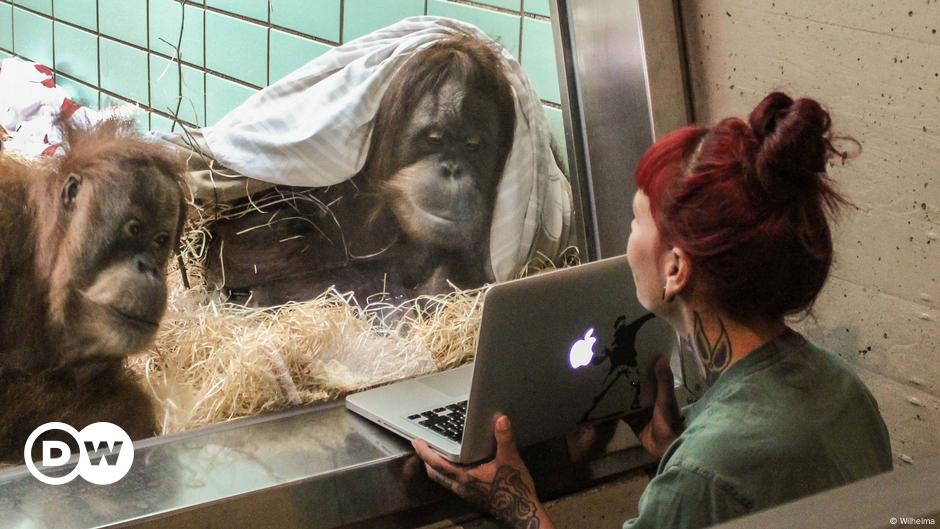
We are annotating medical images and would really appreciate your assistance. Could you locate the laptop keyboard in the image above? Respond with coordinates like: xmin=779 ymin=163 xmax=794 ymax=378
xmin=407 ymin=400 xmax=467 ymax=442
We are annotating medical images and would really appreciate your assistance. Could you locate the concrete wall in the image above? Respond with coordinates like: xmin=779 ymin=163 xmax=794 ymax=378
xmin=679 ymin=0 xmax=939 ymax=465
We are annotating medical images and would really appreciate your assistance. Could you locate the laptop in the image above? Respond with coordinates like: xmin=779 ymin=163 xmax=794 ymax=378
xmin=345 ymin=254 xmax=677 ymax=463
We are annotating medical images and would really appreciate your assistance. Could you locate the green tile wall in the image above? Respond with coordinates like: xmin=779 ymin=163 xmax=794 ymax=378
xmin=271 ymin=0 xmax=340 ymax=43
xmin=150 ymin=0 xmax=205 ymax=66
xmin=0 ymin=3 xmax=12 ymax=51
xmin=12 ymin=0 xmax=50 ymax=16
xmin=12 ymin=6 xmax=52 ymax=65
xmin=99 ymin=0 xmax=148 ymax=48
xmin=343 ymin=0 xmax=425 ymax=42
xmin=53 ymin=0 xmax=95 ymax=30
xmin=206 ymin=0 xmax=266 ymax=22
xmin=270 ymin=29 xmax=331 ymax=83
xmin=474 ymin=0 xmax=520 ymax=11
xmin=526 ymin=0 xmax=552 ymax=17
xmin=206 ymin=73 xmax=256 ymax=125
xmin=0 ymin=0 xmax=566 ymax=160
xmin=427 ymin=0 xmax=520 ymax=58
xmin=521 ymin=17 xmax=559 ymax=104
xmin=205 ymin=10 xmax=267 ymax=86
xmin=150 ymin=112 xmax=175 ymax=133
xmin=150 ymin=55 xmax=206 ymax=126
xmin=100 ymin=37 xmax=149 ymax=104
xmin=53 ymin=21 xmax=97 ymax=85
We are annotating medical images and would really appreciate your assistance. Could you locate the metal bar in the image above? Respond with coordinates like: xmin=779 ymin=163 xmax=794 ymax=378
xmin=555 ymin=0 xmax=690 ymax=259
xmin=550 ymin=0 xmax=599 ymax=261
xmin=0 ymin=401 xmax=653 ymax=529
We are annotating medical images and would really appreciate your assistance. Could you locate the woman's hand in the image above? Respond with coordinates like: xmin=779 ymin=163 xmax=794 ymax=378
xmin=412 ymin=415 xmax=555 ymax=529
xmin=633 ymin=355 xmax=682 ymax=459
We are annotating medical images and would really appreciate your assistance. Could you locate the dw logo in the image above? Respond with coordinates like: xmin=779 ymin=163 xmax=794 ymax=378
xmin=24 ymin=422 xmax=134 ymax=485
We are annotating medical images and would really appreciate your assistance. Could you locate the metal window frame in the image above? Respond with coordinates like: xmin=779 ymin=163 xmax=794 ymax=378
xmin=551 ymin=0 xmax=691 ymax=260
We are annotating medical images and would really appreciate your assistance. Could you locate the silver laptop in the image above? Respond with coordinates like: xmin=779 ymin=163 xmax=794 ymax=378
xmin=345 ymin=254 xmax=676 ymax=463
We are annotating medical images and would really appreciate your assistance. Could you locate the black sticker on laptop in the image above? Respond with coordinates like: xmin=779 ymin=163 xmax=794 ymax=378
xmin=578 ymin=313 xmax=656 ymax=424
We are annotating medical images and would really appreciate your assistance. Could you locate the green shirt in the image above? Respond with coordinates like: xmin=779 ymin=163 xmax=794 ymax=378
xmin=623 ymin=328 xmax=893 ymax=529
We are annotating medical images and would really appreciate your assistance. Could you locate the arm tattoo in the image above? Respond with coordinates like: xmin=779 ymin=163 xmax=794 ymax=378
xmin=460 ymin=465 xmax=540 ymax=529
xmin=681 ymin=312 xmax=733 ymax=390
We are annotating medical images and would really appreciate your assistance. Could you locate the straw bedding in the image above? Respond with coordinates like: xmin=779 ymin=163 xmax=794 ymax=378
xmin=127 ymin=195 xmax=580 ymax=435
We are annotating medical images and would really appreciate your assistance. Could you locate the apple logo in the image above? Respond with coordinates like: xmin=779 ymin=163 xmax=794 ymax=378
xmin=569 ymin=328 xmax=597 ymax=369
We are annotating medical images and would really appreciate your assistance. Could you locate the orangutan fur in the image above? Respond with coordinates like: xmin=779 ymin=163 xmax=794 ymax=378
xmin=0 ymin=118 xmax=187 ymax=462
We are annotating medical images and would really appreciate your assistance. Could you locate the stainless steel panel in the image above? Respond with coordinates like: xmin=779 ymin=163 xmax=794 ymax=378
xmin=553 ymin=0 xmax=690 ymax=259
xmin=0 ymin=402 xmax=409 ymax=529
xmin=0 ymin=401 xmax=653 ymax=529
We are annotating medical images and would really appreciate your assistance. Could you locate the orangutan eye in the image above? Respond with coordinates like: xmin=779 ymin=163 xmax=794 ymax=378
xmin=152 ymin=233 xmax=169 ymax=248
xmin=427 ymin=132 xmax=443 ymax=146
xmin=125 ymin=219 xmax=142 ymax=238
xmin=466 ymin=136 xmax=481 ymax=151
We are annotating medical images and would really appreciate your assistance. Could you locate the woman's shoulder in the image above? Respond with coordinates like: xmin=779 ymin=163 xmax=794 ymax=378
xmin=675 ymin=332 xmax=876 ymax=443
xmin=786 ymin=331 xmax=881 ymax=401
xmin=723 ymin=329 xmax=876 ymax=402
xmin=665 ymin=329 xmax=892 ymax=488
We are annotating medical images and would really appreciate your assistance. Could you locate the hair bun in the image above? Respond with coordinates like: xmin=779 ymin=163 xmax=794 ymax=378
xmin=747 ymin=92 xmax=833 ymax=202
xmin=749 ymin=92 xmax=795 ymax=142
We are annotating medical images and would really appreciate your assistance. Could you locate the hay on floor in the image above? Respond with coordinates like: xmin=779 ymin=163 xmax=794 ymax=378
xmin=129 ymin=196 xmax=579 ymax=435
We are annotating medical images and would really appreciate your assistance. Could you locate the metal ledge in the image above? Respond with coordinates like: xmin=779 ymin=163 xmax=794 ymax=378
xmin=0 ymin=399 xmax=655 ymax=529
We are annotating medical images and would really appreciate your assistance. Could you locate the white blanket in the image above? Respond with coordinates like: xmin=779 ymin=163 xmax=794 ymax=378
xmin=0 ymin=58 xmax=107 ymax=157
xmin=201 ymin=16 xmax=572 ymax=282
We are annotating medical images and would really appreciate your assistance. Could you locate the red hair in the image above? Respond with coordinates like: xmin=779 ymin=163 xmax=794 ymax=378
xmin=636 ymin=92 xmax=851 ymax=322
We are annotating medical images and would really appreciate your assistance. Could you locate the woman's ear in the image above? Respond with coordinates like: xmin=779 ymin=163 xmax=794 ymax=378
xmin=663 ymin=247 xmax=692 ymax=302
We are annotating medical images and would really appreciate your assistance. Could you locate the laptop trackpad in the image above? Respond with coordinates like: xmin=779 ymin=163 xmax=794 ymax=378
xmin=420 ymin=364 xmax=472 ymax=398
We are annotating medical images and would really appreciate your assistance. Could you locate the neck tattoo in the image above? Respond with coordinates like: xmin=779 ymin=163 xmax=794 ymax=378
xmin=679 ymin=312 xmax=733 ymax=392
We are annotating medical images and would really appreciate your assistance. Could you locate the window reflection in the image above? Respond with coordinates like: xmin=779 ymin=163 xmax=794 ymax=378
xmin=140 ymin=14 xmax=578 ymax=434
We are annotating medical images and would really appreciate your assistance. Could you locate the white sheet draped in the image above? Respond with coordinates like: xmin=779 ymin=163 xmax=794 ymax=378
xmin=201 ymin=16 xmax=572 ymax=282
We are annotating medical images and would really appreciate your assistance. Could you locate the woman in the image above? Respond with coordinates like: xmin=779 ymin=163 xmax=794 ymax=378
xmin=412 ymin=92 xmax=893 ymax=528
